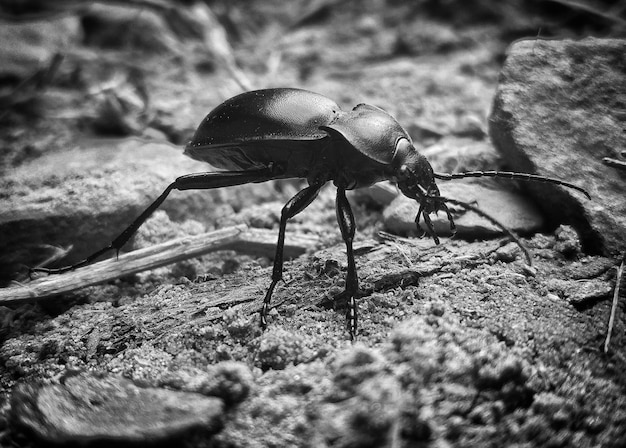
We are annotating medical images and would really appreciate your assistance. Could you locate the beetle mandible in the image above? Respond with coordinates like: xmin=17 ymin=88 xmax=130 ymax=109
xmin=33 ymin=88 xmax=590 ymax=339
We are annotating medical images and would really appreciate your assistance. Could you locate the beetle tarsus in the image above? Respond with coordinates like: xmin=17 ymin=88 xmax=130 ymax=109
xmin=30 ymin=244 xmax=115 ymax=276
xmin=261 ymin=280 xmax=280 ymax=328
xmin=30 ymin=171 xmax=278 ymax=277
xmin=260 ymin=301 xmax=270 ymax=328
xmin=347 ymin=296 xmax=357 ymax=340
xmin=441 ymin=203 xmax=457 ymax=236
xmin=422 ymin=210 xmax=440 ymax=245
xmin=30 ymin=182 xmax=179 ymax=275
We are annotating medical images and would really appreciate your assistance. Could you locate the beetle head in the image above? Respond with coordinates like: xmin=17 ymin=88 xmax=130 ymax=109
xmin=393 ymin=139 xmax=454 ymax=244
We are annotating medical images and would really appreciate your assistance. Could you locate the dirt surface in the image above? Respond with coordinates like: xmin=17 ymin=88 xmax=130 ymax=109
xmin=1 ymin=1 xmax=625 ymax=447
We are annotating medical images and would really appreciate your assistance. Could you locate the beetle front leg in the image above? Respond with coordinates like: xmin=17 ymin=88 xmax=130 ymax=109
xmin=261 ymin=183 xmax=324 ymax=328
xmin=415 ymin=202 xmax=441 ymax=245
xmin=421 ymin=209 xmax=440 ymax=245
xmin=335 ymin=186 xmax=359 ymax=340
xmin=440 ymin=203 xmax=457 ymax=236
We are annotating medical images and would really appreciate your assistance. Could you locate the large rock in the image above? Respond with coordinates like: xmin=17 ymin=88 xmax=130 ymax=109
xmin=490 ymin=37 xmax=626 ymax=256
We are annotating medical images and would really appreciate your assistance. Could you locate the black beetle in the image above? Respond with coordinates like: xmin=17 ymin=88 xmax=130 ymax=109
xmin=33 ymin=88 xmax=590 ymax=339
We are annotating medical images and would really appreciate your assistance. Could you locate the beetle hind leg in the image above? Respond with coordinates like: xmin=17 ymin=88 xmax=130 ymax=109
xmin=30 ymin=183 xmax=177 ymax=275
xmin=260 ymin=183 xmax=324 ymax=328
xmin=30 ymin=169 xmax=275 ymax=276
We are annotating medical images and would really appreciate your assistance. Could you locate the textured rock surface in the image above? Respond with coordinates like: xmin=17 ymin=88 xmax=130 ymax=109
xmin=383 ymin=179 xmax=544 ymax=238
xmin=490 ymin=37 xmax=626 ymax=255
xmin=11 ymin=372 xmax=224 ymax=444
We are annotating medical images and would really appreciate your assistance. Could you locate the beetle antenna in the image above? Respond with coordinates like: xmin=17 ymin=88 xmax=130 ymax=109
xmin=433 ymin=171 xmax=590 ymax=200
xmin=434 ymin=195 xmax=532 ymax=265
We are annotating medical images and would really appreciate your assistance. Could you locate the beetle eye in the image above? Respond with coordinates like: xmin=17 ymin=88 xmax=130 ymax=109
xmin=393 ymin=138 xmax=412 ymax=161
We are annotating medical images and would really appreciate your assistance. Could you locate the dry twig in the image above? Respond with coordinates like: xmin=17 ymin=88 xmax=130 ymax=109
xmin=0 ymin=225 xmax=318 ymax=304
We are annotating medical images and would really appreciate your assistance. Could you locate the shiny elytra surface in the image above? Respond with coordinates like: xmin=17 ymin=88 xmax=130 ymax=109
xmin=184 ymin=89 xmax=341 ymax=171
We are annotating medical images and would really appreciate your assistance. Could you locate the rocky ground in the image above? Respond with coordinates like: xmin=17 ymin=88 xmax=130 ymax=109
xmin=0 ymin=1 xmax=625 ymax=447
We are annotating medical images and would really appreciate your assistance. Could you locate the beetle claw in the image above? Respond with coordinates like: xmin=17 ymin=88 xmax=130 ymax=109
xmin=259 ymin=305 xmax=268 ymax=329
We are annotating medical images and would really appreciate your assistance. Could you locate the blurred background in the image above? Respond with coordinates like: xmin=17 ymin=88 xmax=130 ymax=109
xmin=1 ymin=0 xmax=625 ymax=167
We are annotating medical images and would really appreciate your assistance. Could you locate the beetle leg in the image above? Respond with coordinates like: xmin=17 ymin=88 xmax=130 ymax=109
xmin=440 ymin=203 xmax=457 ymax=237
xmin=261 ymin=183 xmax=324 ymax=328
xmin=414 ymin=202 xmax=427 ymax=239
xmin=421 ymin=209 xmax=440 ymax=245
xmin=413 ymin=195 xmax=440 ymax=245
xmin=335 ymin=186 xmax=359 ymax=340
xmin=30 ymin=183 xmax=178 ymax=275
xmin=31 ymin=169 xmax=275 ymax=275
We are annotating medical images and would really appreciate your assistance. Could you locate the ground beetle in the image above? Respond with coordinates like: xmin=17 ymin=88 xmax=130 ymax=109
xmin=33 ymin=88 xmax=590 ymax=339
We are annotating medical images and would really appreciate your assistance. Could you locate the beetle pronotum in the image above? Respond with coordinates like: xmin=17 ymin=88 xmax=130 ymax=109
xmin=33 ymin=88 xmax=590 ymax=339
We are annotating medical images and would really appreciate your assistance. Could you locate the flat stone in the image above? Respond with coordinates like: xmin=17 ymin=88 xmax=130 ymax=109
xmin=567 ymin=279 xmax=613 ymax=305
xmin=383 ymin=179 xmax=544 ymax=238
xmin=0 ymin=138 xmax=281 ymax=284
xmin=489 ymin=37 xmax=626 ymax=256
xmin=545 ymin=278 xmax=613 ymax=305
xmin=11 ymin=372 xmax=223 ymax=444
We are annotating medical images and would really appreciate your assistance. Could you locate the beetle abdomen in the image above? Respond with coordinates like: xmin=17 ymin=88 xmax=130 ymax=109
xmin=186 ymin=88 xmax=340 ymax=147
xmin=185 ymin=88 xmax=341 ymax=171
